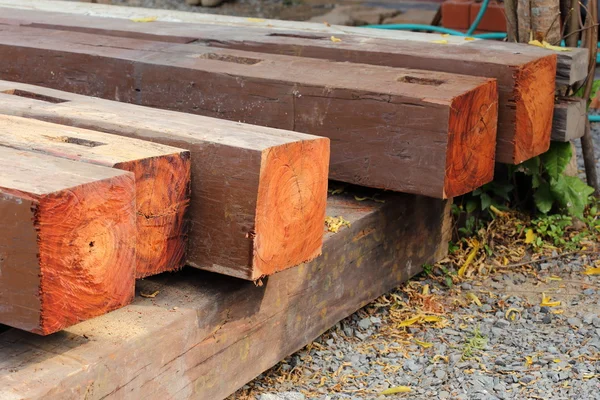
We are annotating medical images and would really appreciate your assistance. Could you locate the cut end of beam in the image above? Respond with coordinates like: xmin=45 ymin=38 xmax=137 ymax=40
xmin=37 ymin=173 xmax=136 ymax=335
xmin=512 ymin=54 xmax=557 ymax=164
xmin=445 ymin=78 xmax=498 ymax=198
xmin=252 ymin=137 xmax=330 ymax=278
xmin=116 ymin=153 xmax=191 ymax=278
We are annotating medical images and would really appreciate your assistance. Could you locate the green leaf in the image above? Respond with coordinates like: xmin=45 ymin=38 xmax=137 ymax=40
xmin=532 ymin=172 xmax=541 ymax=189
xmin=534 ymin=181 xmax=554 ymax=214
xmin=550 ymin=175 xmax=595 ymax=218
xmin=541 ymin=142 xmax=572 ymax=181
xmin=480 ymin=193 xmax=492 ymax=210
xmin=520 ymin=157 xmax=541 ymax=175
xmin=466 ymin=199 xmax=478 ymax=214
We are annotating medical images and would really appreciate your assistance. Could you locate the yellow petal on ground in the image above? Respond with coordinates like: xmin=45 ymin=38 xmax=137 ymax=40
xmin=466 ymin=292 xmax=482 ymax=307
xmin=131 ymin=16 xmax=158 ymax=22
xmin=553 ymin=359 xmax=562 ymax=363
xmin=464 ymin=37 xmax=476 ymax=41
xmin=246 ymin=18 xmax=266 ymax=22
xmin=490 ymin=205 xmax=507 ymax=217
xmin=583 ymin=267 xmax=600 ymax=275
xmin=399 ymin=315 xmax=422 ymax=327
xmin=525 ymin=229 xmax=535 ymax=244
xmin=381 ymin=386 xmax=412 ymax=395
xmin=330 ymin=36 xmax=342 ymax=43
xmin=140 ymin=290 xmax=160 ymax=298
xmin=547 ymin=275 xmax=562 ymax=281
xmin=528 ymin=39 xmax=545 ymax=48
xmin=540 ymin=293 xmax=561 ymax=307
xmin=525 ymin=356 xmax=533 ymax=366
xmin=541 ymin=40 xmax=571 ymax=51
xmin=431 ymin=40 xmax=448 ymax=44
xmin=324 ymin=216 xmax=351 ymax=233
xmin=422 ymin=284 xmax=430 ymax=296
xmin=458 ymin=240 xmax=480 ymax=277
xmin=414 ymin=339 xmax=433 ymax=348
xmin=551 ymin=309 xmax=564 ymax=314
xmin=433 ymin=355 xmax=449 ymax=363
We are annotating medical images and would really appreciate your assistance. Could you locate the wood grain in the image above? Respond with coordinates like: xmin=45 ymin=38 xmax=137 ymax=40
xmin=0 ymin=191 xmax=451 ymax=399
xmin=551 ymin=97 xmax=587 ymax=142
xmin=0 ymin=25 xmax=498 ymax=198
xmin=0 ymin=146 xmax=136 ymax=335
xmin=0 ymin=114 xmax=190 ymax=278
xmin=0 ymin=81 xmax=329 ymax=280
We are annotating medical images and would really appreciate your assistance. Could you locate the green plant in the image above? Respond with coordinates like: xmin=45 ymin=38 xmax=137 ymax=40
xmin=422 ymin=264 xmax=433 ymax=275
xmin=461 ymin=326 xmax=488 ymax=360
xmin=575 ymin=79 xmax=600 ymax=105
xmin=515 ymin=142 xmax=595 ymax=218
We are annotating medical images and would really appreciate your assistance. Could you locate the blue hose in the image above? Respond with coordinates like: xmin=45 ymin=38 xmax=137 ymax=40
xmin=590 ymin=115 xmax=600 ymax=122
xmin=466 ymin=0 xmax=489 ymax=35
xmin=362 ymin=24 xmax=466 ymax=35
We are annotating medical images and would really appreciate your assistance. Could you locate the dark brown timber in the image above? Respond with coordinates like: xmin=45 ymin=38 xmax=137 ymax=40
xmin=0 ymin=8 xmax=549 ymax=164
xmin=0 ymin=191 xmax=451 ymax=399
xmin=0 ymin=25 xmax=498 ymax=198
xmin=0 ymin=146 xmax=136 ymax=335
xmin=0 ymin=115 xmax=190 ymax=278
xmin=0 ymin=81 xmax=329 ymax=280
xmin=551 ymin=97 xmax=587 ymax=142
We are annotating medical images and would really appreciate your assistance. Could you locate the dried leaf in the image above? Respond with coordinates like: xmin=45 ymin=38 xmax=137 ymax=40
xmin=431 ymin=40 xmax=448 ymax=44
xmin=525 ymin=229 xmax=535 ymax=244
xmin=583 ymin=267 xmax=600 ymax=275
xmin=464 ymin=37 xmax=476 ymax=41
xmin=324 ymin=216 xmax=351 ymax=233
xmin=354 ymin=195 xmax=385 ymax=203
xmin=505 ymin=308 xmax=520 ymax=321
xmin=422 ymin=315 xmax=444 ymax=323
xmin=525 ymin=356 xmax=533 ymax=366
xmin=441 ymin=33 xmax=450 ymax=37
xmin=328 ymin=187 xmax=345 ymax=195
xmin=540 ymin=292 xmax=561 ymax=307
xmin=131 ymin=16 xmax=158 ymax=22
xmin=422 ymin=284 xmax=430 ymax=296
xmin=140 ymin=290 xmax=159 ymax=298
xmin=414 ymin=339 xmax=433 ymax=348
xmin=398 ymin=315 xmax=422 ymax=327
xmin=528 ymin=39 xmax=571 ymax=51
xmin=458 ymin=239 xmax=480 ymax=277
xmin=490 ymin=205 xmax=507 ymax=217
xmin=381 ymin=386 xmax=412 ymax=395
xmin=547 ymin=275 xmax=562 ymax=281
xmin=330 ymin=36 xmax=342 ymax=43
xmin=466 ymin=292 xmax=482 ymax=307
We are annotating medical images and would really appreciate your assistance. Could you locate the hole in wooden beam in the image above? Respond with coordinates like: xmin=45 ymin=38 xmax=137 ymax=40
xmin=397 ymin=76 xmax=445 ymax=86
xmin=200 ymin=53 xmax=262 ymax=65
xmin=46 ymin=136 xmax=106 ymax=148
xmin=1 ymin=89 xmax=70 ymax=104
xmin=267 ymin=33 xmax=328 ymax=40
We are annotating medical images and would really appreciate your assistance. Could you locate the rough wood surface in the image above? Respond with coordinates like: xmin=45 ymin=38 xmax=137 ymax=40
xmin=0 ymin=25 xmax=498 ymax=198
xmin=0 ymin=81 xmax=329 ymax=280
xmin=0 ymin=146 xmax=136 ymax=335
xmin=551 ymin=97 xmax=587 ymax=142
xmin=0 ymin=115 xmax=190 ymax=278
xmin=0 ymin=8 xmax=555 ymax=164
xmin=0 ymin=1 xmax=586 ymax=86
xmin=0 ymin=191 xmax=451 ymax=399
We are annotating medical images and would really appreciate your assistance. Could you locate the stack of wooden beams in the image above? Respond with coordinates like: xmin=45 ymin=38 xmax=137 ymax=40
xmin=0 ymin=1 xmax=588 ymax=398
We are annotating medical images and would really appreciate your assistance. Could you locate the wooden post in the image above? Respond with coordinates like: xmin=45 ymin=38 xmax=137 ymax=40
xmin=0 ymin=146 xmax=136 ymax=335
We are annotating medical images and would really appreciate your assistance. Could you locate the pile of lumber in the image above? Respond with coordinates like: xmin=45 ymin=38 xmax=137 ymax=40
xmin=0 ymin=1 xmax=589 ymax=398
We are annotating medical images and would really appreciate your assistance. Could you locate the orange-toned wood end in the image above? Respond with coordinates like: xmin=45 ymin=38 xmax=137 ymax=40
xmin=445 ymin=79 xmax=498 ymax=198
xmin=512 ymin=54 xmax=557 ymax=164
xmin=253 ymin=138 xmax=330 ymax=279
xmin=37 ymin=174 xmax=136 ymax=335
xmin=116 ymin=154 xmax=191 ymax=278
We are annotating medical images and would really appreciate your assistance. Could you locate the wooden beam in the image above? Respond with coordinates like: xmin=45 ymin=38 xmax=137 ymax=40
xmin=0 ymin=25 xmax=498 ymax=198
xmin=0 ymin=146 xmax=136 ymax=335
xmin=551 ymin=97 xmax=587 ymax=142
xmin=0 ymin=7 xmax=554 ymax=165
xmin=0 ymin=115 xmax=190 ymax=278
xmin=0 ymin=191 xmax=451 ymax=399
xmin=0 ymin=81 xmax=330 ymax=281
xmin=0 ymin=1 xmax=586 ymax=85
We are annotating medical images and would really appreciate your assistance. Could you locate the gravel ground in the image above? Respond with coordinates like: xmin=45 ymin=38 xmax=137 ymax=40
xmin=233 ymin=252 xmax=600 ymax=400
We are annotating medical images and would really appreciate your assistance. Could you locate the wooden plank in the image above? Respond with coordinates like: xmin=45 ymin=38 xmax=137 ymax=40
xmin=0 ymin=81 xmax=330 ymax=281
xmin=0 ymin=8 xmax=549 ymax=165
xmin=0 ymin=25 xmax=498 ymax=198
xmin=0 ymin=191 xmax=451 ymax=400
xmin=551 ymin=97 xmax=587 ymax=142
xmin=0 ymin=115 xmax=190 ymax=278
xmin=0 ymin=1 xmax=587 ymax=86
xmin=0 ymin=146 xmax=136 ymax=335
